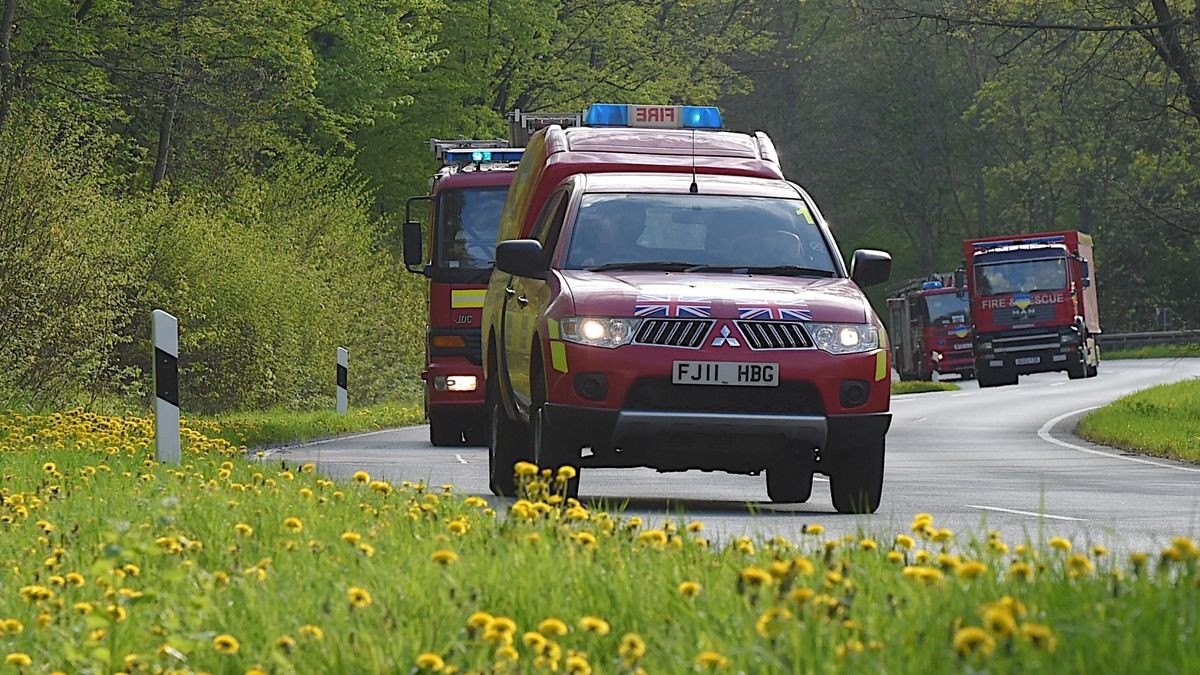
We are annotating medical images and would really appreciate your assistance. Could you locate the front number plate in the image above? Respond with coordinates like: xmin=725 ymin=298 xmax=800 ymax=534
xmin=672 ymin=361 xmax=779 ymax=387
xmin=1014 ymin=356 xmax=1041 ymax=366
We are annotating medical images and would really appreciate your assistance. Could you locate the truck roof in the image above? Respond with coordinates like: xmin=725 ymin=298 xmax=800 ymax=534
xmin=578 ymin=172 xmax=801 ymax=198
xmin=432 ymin=165 xmax=519 ymax=191
xmin=564 ymin=127 xmax=763 ymax=158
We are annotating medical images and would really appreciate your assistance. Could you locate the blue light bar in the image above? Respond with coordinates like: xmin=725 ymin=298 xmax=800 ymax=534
xmin=445 ymin=148 xmax=525 ymax=164
xmin=970 ymin=235 xmax=1066 ymax=250
xmin=922 ymin=280 xmax=943 ymax=290
xmin=585 ymin=104 xmax=723 ymax=129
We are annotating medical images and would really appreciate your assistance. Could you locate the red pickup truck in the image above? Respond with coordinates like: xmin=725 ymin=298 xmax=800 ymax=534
xmin=482 ymin=104 xmax=893 ymax=513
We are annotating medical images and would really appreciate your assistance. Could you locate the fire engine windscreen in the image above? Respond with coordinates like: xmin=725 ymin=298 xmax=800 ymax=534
xmin=973 ymin=257 xmax=1067 ymax=296
xmin=922 ymin=293 xmax=969 ymax=326
xmin=563 ymin=194 xmax=837 ymax=274
xmin=436 ymin=187 xmax=508 ymax=269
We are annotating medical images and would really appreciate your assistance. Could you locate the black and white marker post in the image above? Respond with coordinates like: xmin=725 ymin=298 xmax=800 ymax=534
xmin=152 ymin=309 xmax=180 ymax=463
xmin=336 ymin=347 xmax=348 ymax=414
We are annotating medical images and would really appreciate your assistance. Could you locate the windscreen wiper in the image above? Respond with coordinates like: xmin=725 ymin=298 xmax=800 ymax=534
xmin=585 ymin=261 xmax=696 ymax=272
xmin=684 ymin=264 xmax=836 ymax=277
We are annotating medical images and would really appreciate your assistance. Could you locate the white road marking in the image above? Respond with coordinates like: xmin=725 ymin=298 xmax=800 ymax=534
xmin=260 ymin=426 xmax=420 ymax=458
xmin=455 ymin=454 xmax=469 ymax=464
xmin=1038 ymin=407 xmax=1200 ymax=474
xmin=964 ymin=504 xmax=1086 ymax=522
xmin=912 ymin=417 xmax=927 ymax=423
xmin=952 ymin=393 xmax=971 ymax=398
xmin=1049 ymin=382 xmax=1067 ymax=387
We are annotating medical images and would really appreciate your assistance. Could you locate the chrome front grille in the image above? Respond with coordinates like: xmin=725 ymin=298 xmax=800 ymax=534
xmin=633 ymin=319 xmax=714 ymax=348
xmin=735 ymin=321 xmax=812 ymax=350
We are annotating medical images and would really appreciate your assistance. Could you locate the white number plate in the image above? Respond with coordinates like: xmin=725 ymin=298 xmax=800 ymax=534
xmin=672 ymin=361 xmax=779 ymax=387
xmin=1014 ymin=356 xmax=1041 ymax=366
xmin=954 ymin=342 xmax=973 ymax=351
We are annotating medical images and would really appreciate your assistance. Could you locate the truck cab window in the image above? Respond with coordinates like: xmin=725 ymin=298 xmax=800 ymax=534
xmin=436 ymin=187 xmax=508 ymax=269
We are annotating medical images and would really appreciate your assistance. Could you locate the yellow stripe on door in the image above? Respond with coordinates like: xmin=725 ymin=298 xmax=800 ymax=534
xmin=451 ymin=290 xmax=487 ymax=308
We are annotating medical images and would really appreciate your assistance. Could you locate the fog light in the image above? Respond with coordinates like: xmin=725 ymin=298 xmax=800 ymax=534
xmin=433 ymin=375 xmax=477 ymax=392
xmin=839 ymin=379 xmax=870 ymax=408
xmin=573 ymin=373 xmax=608 ymax=401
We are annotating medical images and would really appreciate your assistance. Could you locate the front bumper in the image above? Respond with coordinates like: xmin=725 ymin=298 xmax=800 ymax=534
xmin=422 ymin=361 xmax=486 ymax=411
xmin=975 ymin=328 xmax=1078 ymax=374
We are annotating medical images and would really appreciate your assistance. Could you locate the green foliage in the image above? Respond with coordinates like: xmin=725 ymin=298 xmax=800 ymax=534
xmin=1078 ymin=379 xmax=1200 ymax=463
xmin=1100 ymin=344 xmax=1200 ymax=360
xmin=891 ymin=381 xmax=961 ymax=395
xmin=195 ymin=402 xmax=424 ymax=449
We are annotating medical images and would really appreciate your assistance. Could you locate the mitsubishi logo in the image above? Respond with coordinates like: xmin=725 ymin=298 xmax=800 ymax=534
xmin=711 ymin=324 xmax=741 ymax=348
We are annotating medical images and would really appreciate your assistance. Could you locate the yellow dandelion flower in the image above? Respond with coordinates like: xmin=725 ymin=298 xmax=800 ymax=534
xmin=491 ymin=616 xmax=517 ymax=634
xmin=739 ymin=566 xmax=773 ymax=588
xmin=65 ymin=572 xmax=85 ymax=587
xmin=952 ymin=626 xmax=995 ymax=658
xmin=886 ymin=551 xmax=904 ymax=563
xmin=283 ymin=517 xmax=303 ymax=533
xmin=565 ymin=654 xmax=591 ymax=674
xmin=275 ymin=635 xmax=296 ymax=652
xmin=538 ymin=618 xmax=568 ymax=636
xmin=956 ymin=561 xmax=988 ymax=580
xmin=932 ymin=528 xmax=954 ymax=543
xmin=637 ymin=529 xmax=668 ymax=547
xmin=579 ymin=616 xmax=610 ymax=635
xmin=107 ymin=604 xmax=127 ymax=622
xmin=1048 ymin=537 xmax=1072 ymax=552
xmin=1 ymin=619 xmax=24 ymax=633
xmin=901 ymin=566 xmax=944 ymax=585
xmin=1091 ymin=544 xmax=1108 ymax=557
xmin=4 ymin=653 xmax=32 ymax=667
xmin=573 ymin=532 xmax=597 ymax=548
xmin=860 ymin=538 xmax=879 ymax=551
xmin=678 ymin=580 xmax=702 ymax=598
xmin=431 ymin=549 xmax=459 ymax=565
xmin=695 ymin=650 xmax=730 ymax=669
xmin=788 ymin=587 xmax=815 ymax=604
xmin=514 ymin=461 xmax=539 ymax=477
xmin=467 ymin=612 xmax=494 ymax=633
xmin=416 ymin=652 xmax=445 ymax=671
xmin=981 ymin=607 xmax=1016 ymax=637
xmin=235 ymin=523 xmax=253 ymax=536
xmin=686 ymin=521 xmax=704 ymax=533
xmin=299 ymin=624 xmax=324 ymax=641
xmin=1009 ymin=562 xmax=1035 ymax=582
xmin=1131 ymin=551 xmax=1149 ymax=567
xmin=484 ymin=625 xmax=514 ymax=646
xmin=525 ymin=533 xmax=541 ymax=545
xmin=496 ymin=645 xmax=520 ymax=664
xmin=301 ymin=463 xmax=315 ymax=473
xmin=369 ymin=480 xmax=393 ymax=495
xmin=1019 ymin=623 xmax=1057 ymax=652
xmin=347 ymin=586 xmax=372 ymax=609
xmin=213 ymin=634 xmax=240 ymax=655
xmin=358 ymin=542 xmax=376 ymax=557
xmin=803 ymin=523 xmax=824 ymax=536
xmin=619 ymin=632 xmax=646 ymax=663
xmin=42 ymin=462 xmax=56 ymax=473
xmin=341 ymin=531 xmax=361 ymax=545
xmin=755 ymin=606 xmax=793 ymax=640
xmin=522 ymin=631 xmax=547 ymax=649
xmin=1067 ymin=553 xmax=1094 ymax=576
xmin=894 ymin=534 xmax=915 ymax=550
xmin=352 ymin=470 xmax=370 ymax=483
xmin=1172 ymin=536 xmax=1199 ymax=559
xmin=556 ymin=465 xmax=577 ymax=481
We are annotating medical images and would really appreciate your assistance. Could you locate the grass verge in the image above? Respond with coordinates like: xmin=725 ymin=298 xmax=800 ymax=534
xmin=891 ymin=381 xmax=961 ymax=395
xmin=1101 ymin=344 xmax=1200 ymax=360
xmin=194 ymin=401 xmax=424 ymax=449
xmin=2 ymin=410 xmax=1199 ymax=672
xmin=1077 ymin=379 xmax=1200 ymax=464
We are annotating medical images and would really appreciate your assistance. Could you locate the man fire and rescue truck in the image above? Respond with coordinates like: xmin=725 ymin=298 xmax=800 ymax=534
xmin=887 ymin=276 xmax=974 ymax=381
xmin=482 ymin=103 xmax=893 ymax=514
xmin=962 ymin=231 xmax=1100 ymax=387
xmin=403 ymin=112 xmax=583 ymax=446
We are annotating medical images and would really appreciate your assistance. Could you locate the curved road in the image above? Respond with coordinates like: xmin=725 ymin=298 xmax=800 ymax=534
xmin=268 ymin=359 xmax=1200 ymax=551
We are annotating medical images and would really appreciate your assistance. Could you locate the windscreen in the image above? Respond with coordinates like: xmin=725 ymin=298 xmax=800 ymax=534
xmin=435 ymin=187 xmax=507 ymax=269
xmin=563 ymin=193 xmax=837 ymax=273
xmin=974 ymin=258 xmax=1067 ymax=295
xmin=922 ymin=293 xmax=969 ymax=326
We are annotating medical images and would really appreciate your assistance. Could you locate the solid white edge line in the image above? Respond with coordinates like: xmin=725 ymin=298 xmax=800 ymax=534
xmin=260 ymin=426 xmax=420 ymax=458
xmin=1038 ymin=406 xmax=1200 ymax=474
xmin=964 ymin=504 xmax=1086 ymax=522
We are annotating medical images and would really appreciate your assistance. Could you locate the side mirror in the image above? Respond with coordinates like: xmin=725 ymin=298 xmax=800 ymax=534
xmin=953 ymin=267 xmax=967 ymax=298
xmin=850 ymin=249 xmax=891 ymax=288
xmin=1080 ymin=260 xmax=1091 ymax=288
xmin=402 ymin=221 xmax=424 ymax=269
xmin=496 ymin=239 xmax=547 ymax=279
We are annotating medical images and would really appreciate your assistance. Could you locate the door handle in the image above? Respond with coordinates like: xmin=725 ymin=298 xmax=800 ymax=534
xmin=516 ymin=295 xmax=528 ymax=306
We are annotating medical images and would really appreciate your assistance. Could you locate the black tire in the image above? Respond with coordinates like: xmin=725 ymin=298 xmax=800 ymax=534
xmin=766 ymin=462 xmax=813 ymax=503
xmin=429 ymin=415 xmax=463 ymax=447
xmin=1086 ymin=361 xmax=1098 ymax=378
xmin=978 ymin=367 xmax=1016 ymax=388
xmin=487 ymin=378 xmax=530 ymax=497
xmin=829 ymin=437 xmax=885 ymax=514
xmin=531 ymin=361 xmax=580 ymax=500
xmin=1067 ymin=352 xmax=1087 ymax=380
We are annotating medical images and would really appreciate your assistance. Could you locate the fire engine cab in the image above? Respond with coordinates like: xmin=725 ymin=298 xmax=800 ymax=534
xmin=887 ymin=276 xmax=974 ymax=381
xmin=481 ymin=103 xmax=894 ymax=514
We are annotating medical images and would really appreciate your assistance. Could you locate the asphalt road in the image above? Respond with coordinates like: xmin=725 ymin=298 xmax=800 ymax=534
xmin=267 ymin=358 xmax=1200 ymax=551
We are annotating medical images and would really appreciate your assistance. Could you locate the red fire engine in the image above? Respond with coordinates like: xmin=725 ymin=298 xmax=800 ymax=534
xmin=886 ymin=276 xmax=974 ymax=381
xmin=403 ymin=114 xmax=582 ymax=446
xmin=962 ymin=231 xmax=1101 ymax=387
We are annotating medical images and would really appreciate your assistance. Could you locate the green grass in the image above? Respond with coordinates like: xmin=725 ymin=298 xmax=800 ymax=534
xmin=193 ymin=401 xmax=424 ymax=449
xmin=891 ymin=381 xmax=961 ymax=395
xmin=1101 ymin=343 xmax=1200 ymax=360
xmin=2 ymin=410 xmax=1198 ymax=673
xmin=1078 ymin=379 xmax=1200 ymax=464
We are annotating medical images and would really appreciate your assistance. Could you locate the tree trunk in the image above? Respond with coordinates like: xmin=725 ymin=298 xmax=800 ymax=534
xmin=0 ymin=0 xmax=17 ymax=133
xmin=150 ymin=78 xmax=180 ymax=190
xmin=1148 ymin=0 xmax=1200 ymax=122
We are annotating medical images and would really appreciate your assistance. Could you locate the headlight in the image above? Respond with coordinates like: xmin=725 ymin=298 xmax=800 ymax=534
xmin=807 ymin=323 xmax=879 ymax=355
xmin=560 ymin=317 xmax=640 ymax=348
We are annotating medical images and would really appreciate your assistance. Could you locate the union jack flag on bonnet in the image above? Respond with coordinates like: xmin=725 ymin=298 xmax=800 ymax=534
xmin=738 ymin=300 xmax=812 ymax=321
xmin=634 ymin=294 xmax=711 ymax=318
